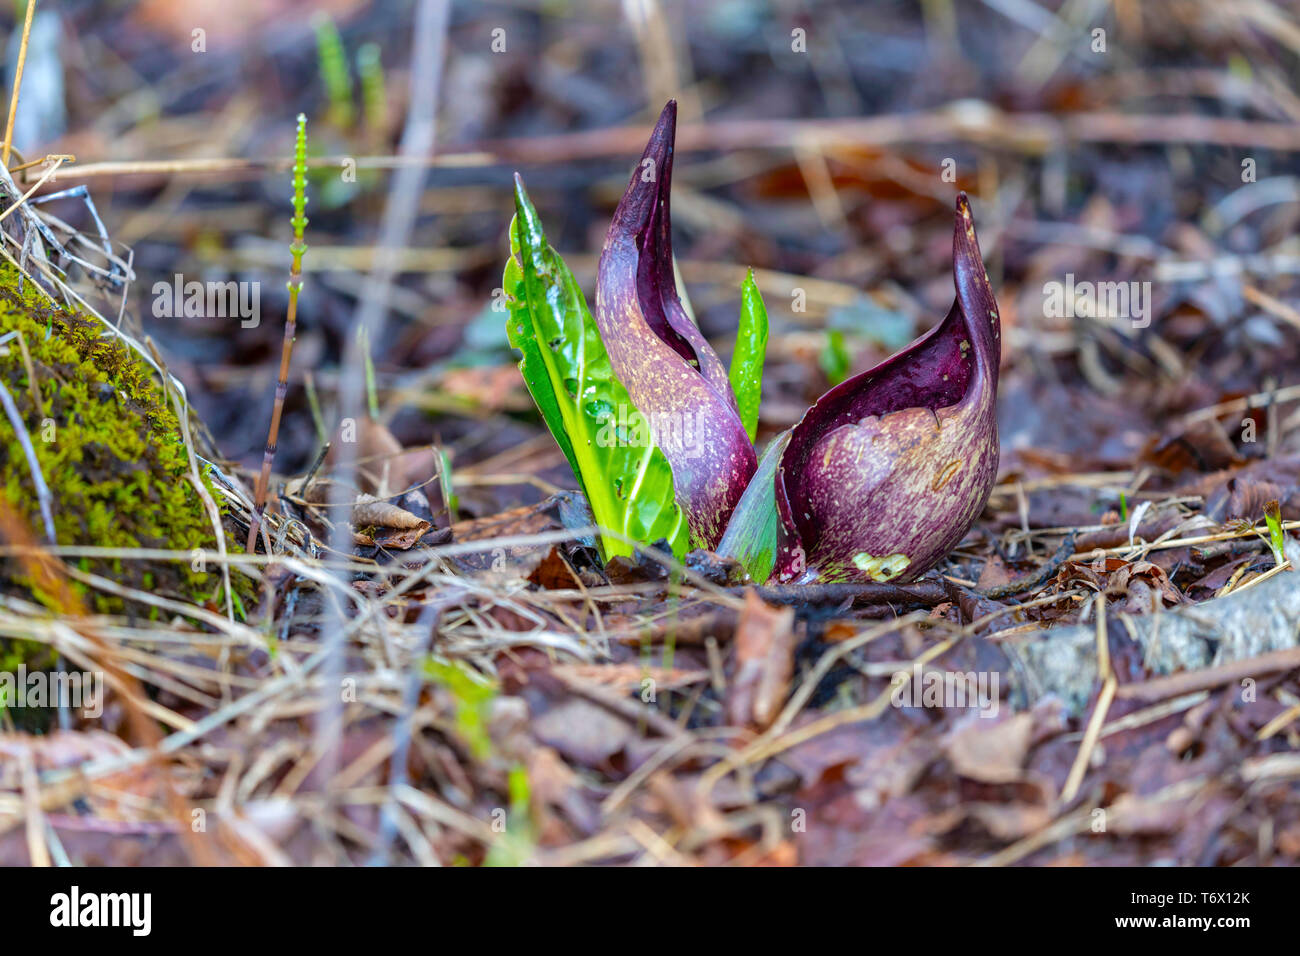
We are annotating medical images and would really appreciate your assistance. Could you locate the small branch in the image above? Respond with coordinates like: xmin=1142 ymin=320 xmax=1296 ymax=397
xmin=1115 ymin=646 xmax=1300 ymax=705
xmin=2 ymin=0 xmax=36 ymax=168
xmin=0 ymin=378 xmax=55 ymax=544
xmin=1017 ymin=568 xmax=1300 ymax=715
xmin=740 ymin=579 xmax=947 ymax=606
xmin=45 ymin=109 xmax=1300 ymax=187
xmin=977 ymin=532 xmax=1077 ymax=599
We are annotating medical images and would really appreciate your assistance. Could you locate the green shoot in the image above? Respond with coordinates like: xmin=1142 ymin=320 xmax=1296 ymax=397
xmin=423 ymin=656 xmax=496 ymax=760
xmin=357 ymin=42 xmax=387 ymax=145
xmin=314 ymin=14 xmax=354 ymax=130
xmin=247 ymin=113 xmax=309 ymax=552
xmin=1264 ymin=499 xmax=1285 ymax=565
xmin=729 ymin=269 xmax=768 ymax=443
xmin=820 ymin=329 xmax=850 ymax=386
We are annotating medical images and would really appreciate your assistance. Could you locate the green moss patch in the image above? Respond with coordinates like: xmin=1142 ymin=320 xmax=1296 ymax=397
xmin=0 ymin=262 xmax=226 ymax=640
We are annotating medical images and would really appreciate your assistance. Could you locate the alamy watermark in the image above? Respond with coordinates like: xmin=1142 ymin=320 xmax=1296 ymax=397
xmin=595 ymin=403 xmax=709 ymax=460
xmin=1 ymin=665 xmax=103 ymax=718
xmin=890 ymin=663 xmax=999 ymax=718
xmin=50 ymin=886 xmax=150 ymax=936
xmin=152 ymin=274 xmax=261 ymax=328
xmin=1043 ymin=273 xmax=1150 ymax=329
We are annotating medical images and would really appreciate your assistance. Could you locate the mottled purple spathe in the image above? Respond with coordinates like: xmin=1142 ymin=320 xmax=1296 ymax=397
xmin=772 ymin=194 xmax=1002 ymax=583
xmin=595 ymin=101 xmax=757 ymax=548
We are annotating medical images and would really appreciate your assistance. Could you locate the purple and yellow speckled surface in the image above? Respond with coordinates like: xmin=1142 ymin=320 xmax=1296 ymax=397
xmin=772 ymin=194 xmax=1002 ymax=583
xmin=594 ymin=102 xmax=757 ymax=549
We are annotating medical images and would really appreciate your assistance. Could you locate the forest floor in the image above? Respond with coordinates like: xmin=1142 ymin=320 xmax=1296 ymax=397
xmin=2 ymin=0 xmax=1300 ymax=865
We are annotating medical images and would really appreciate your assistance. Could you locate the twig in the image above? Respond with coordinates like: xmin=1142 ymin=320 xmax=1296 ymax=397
xmin=42 ymin=106 xmax=1300 ymax=190
xmin=0 ymin=378 xmax=55 ymax=543
xmin=319 ymin=0 xmax=451 ymax=794
xmin=741 ymin=579 xmax=947 ymax=606
xmin=1115 ymin=646 xmax=1300 ymax=705
xmin=1059 ymin=595 xmax=1115 ymax=805
xmin=1 ymin=0 xmax=36 ymax=167
xmin=977 ymin=532 xmax=1077 ymax=599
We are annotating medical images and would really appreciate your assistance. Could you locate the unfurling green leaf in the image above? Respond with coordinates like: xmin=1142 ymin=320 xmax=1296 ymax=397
xmin=729 ymin=269 xmax=768 ymax=443
xmin=1264 ymin=499 xmax=1284 ymax=565
xmin=716 ymin=430 xmax=788 ymax=583
xmin=504 ymin=175 xmax=688 ymax=561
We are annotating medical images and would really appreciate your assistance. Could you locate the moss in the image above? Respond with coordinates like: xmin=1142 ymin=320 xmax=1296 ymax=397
xmin=0 ymin=262 xmax=233 ymax=652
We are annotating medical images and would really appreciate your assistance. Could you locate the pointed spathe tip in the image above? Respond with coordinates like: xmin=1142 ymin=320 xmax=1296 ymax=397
xmin=643 ymin=100 xmax=677 ymax=161
xmin=609 ymin=103 xmax=678 ymax=240
xmin=954 ymin=191 xmax=972 ymax=221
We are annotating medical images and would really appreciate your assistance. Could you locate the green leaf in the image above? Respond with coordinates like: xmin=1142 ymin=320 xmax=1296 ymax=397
xmin=423 ymin=657 xmax=496 ymax=760
xmin=729 ymin=269 xmax=768 ymax=443
xmin=504 ymin=176 xmax=689 ymax=561
xmin=715 ymin=430 xmax=789 ymax=583
xmin=820 ymin=329 xmax=850 ymax=386
xmin=1264 ymin=499 xmax=1285 ymax=565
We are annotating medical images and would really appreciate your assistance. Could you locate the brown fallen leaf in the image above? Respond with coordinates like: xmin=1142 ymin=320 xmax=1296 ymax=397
xmin=449 ymin=492 xmax=597 ymax=576
xmin=1106 ymin=791 xmax=1190 ymax=835
xmin=726 ymin=589 xmax=796 ymax=730
xmin=976 ymin=554 xmax=1014 ymax=590
xmin=1142 ymin=416 xmax=1244 ymax=474
xmin=944 ymin=712 xmax=1034 ymax=784
xmin=352 ymin=494 xmax=430 ymax=531
xmin=1105 ymin=560 xmax=1187 ymax=614
xmin=526 ymin=546 xmax=582 ymax=590
xmin=532 ymin=699 xmax=632 ymax=768
xmin=365 ymin=524 xmax=434 ymax=550
xmin=439 ymin=365 xmax=528 ymax=411
xmin=846 ymin=736 xmax=939 ymax=809
xmin=966 ymin=802 xmax=1054 ymax=840
xmin=552 ymin=664 xmax=709 ymax=696
xmin=324 ymin=416 xmax=412 ymax=495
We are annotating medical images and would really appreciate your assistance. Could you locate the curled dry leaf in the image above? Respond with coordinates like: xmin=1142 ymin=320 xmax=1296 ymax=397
xmin=532 ymin=698 xmax=632 ymax=768
xmin=725 ymin=589 xmax=796 ymax=730
xmin=324 ymin=415 xmax=411 ymax=495
xmin=943 ymin=711 xmax=1034 ymax=784
xmin=352 ymin=494 xmax=430 ymax=531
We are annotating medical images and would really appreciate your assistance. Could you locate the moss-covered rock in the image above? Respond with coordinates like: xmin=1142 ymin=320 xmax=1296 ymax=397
xmin=0 ymin=262 xmax=226 ymax=649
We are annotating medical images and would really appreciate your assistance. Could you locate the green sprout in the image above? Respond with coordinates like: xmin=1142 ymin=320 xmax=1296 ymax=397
xmin=314 ymin=14 xmax=354 ymax=130
xmin=290 ymin=113 xmax=310 ymax=266
xmin=423 ymin=657 xmax=496 ymax=760
xmin=820 ymin=328 xmax=850 ymax=386
xmin=357 ymin=42 xmax=387 ymax=143
xmin=247 ymin=113 xmax=310 ymax=551
xmin=484 ymin=765 xmax=536 ymax=867
xmin=438 ymin=447 xmax=458 ymax=523
xmin=357 ymin=325 xmax=380 ymax=421
xmin=1263 ymin=499 xmax=1285 ymax=565
xmin=729 ymin=269 xmax=768 ymax=443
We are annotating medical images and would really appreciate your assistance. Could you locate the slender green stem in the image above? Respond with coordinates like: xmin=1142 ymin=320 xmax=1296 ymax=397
xmin=248 ymin=114 xmax=309 ymax=552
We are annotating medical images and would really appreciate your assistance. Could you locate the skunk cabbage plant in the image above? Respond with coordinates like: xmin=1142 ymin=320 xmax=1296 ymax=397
xmin=593 ymin=101 xmax=757 ymax=549
xmin=506 ymin=100 xmax=1001 ymax=584
xmin=721 ymin=193 xmax=1001 ymax=584
xmin=504 ymin=175 xmax=689 ymax=561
